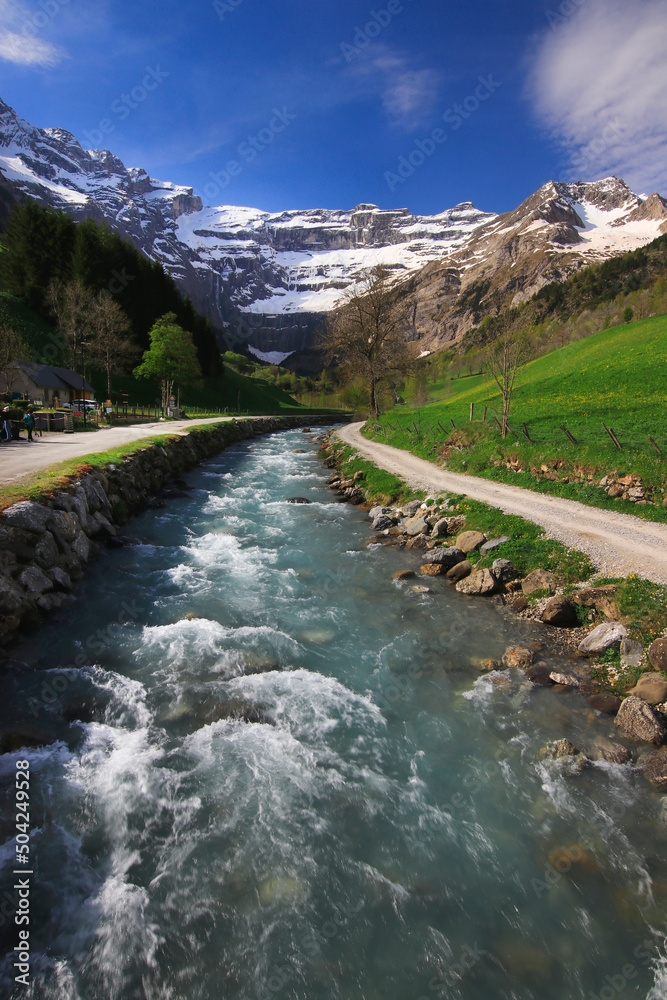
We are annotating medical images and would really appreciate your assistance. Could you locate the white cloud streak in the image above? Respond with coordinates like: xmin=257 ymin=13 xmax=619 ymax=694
xmin=0 ymin=0 xmax=67 ymax=67
xmin=529 ymin=0 xmax=667 ymax=194
xmin=348 ymin=45 xmax=441 ymax=130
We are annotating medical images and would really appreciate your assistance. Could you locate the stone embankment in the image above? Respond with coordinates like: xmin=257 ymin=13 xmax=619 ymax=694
xmin=0 ymin=416 xmax=337 ymax=651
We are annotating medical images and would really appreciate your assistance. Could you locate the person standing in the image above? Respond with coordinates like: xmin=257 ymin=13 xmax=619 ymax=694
xmin=3 ymin=409 xmax=12 ymax=442
xmin=22 ymin=409 xmax=34 ymax=443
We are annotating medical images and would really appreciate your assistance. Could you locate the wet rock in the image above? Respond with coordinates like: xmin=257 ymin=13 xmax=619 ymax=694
xmin=420 ymin=563 xmax=446 ymax=577
xmin=456 ymin=530 xmax=486 ymax=554
xmin=637 ymin=747 xmax=667 ymax=789
xmin=512 ymin=596 xmax=529 ymax=613
xmin=422 ymin=547 xmax=465 ymax=569
xmin=478 ymin=658 xmax=501 ymax=671
xmin=446 ymin=560 xmax=471 ymax=583
xmin=578 ymin=622 xmax=627 ymax=655
xmin=648 ymin=638 xmax=667 ymax=672
xmin=627 ymin=673 xmax=667 ymax=706
xmin=411 ymin=585 xmax=431 ymax=594
xmin=373 ymin=515 xmax=395 ymax=531
xmin=541 ymin=597 xmax=578 ymax=627
xmin=406 ymin=535 xmax=434 ymax=551
xmin=62 ymin=692 xmax=111 ymax=724
xmin=538 ymin=739 xmax=582 ymax=760
xmin=71 ymin=532 xmax=91 ymax=563
xmin=549 ymin=671 xmax=580 ymax=688
xmin=18 ymin=565 xmax=53 ymax=595
xmin=525 ymin=664 xmax=555 ymax=686
xmin=286 ymin=497 xmax=312 ymax=505
xmin=492 ymin=559 xmax=516 ymax=584
xmin=521 ymin=569 xmax=556 ymax=596
xmin=393 ymin=570 xmax=416 ymax=581
xmin=502 ymin=646 xmax=534 ymax=669
xmin=620 ymin=638 xmax=644 ymax=670
xmin=614 ymin=696 xmax=666 ymax=745
xmin=0 ymin=726 xmax=58 ymax=754
xmin=456 ymin=568 xmax=496 ymax=596
xmin=587 ymin=693 xmax=622 ymax=715
xmin=369 ymin=505 xmax=392 ymax=520
xmin=480 ymin=536 xmax=511 ymax=555
xmin=589 ymin=737 xmax=631 ymax=764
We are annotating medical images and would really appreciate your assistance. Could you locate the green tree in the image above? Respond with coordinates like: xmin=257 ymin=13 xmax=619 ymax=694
xmin=134 ymin=313 xmax=203 ymax=412
xmin=623 ymin=305 xmax=634 ymax=324
xmin=0 ymin=321 xmax=29 ymax=396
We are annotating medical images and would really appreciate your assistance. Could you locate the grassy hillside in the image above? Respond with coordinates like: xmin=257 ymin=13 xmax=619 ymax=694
xmin=366 ymin=313 xmax=667 ymax=519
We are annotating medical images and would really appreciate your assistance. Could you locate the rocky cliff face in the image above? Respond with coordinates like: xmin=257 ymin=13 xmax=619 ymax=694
xmin=401 ymin=177 xmax=667 ymax=351
xmin=1 ymin=98 xmax=666 ymax=360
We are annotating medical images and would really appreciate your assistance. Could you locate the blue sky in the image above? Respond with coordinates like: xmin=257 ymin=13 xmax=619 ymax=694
xmin=0 ymin=0 xmax=665 ymax=215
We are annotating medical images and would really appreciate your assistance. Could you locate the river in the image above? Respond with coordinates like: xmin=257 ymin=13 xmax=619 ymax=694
xmin=1 ymin=427 xmax=666 ymax=999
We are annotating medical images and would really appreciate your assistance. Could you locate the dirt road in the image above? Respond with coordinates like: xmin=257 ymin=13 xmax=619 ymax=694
xmin=337 ymin=422 xmax=667 ymax=585
xmin=0 ymin=417 xmax=235 ymax=484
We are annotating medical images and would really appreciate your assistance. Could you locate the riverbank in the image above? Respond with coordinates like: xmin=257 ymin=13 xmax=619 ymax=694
xmin=0 ymin=416 xmax=341 ymax=651
xmin=325 ymin=431 xmax=667 ymax=786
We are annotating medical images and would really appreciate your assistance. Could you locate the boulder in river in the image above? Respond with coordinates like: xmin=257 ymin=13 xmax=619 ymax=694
xmin=393 ymin=570 xmax=416 ymax=581
xmin=502 ymin=646 xmax=534 ymax=669
xmin=456 ymin=568 xmax=496 ymax=596
xmin=627 ymin=673 xmax=667 ymax=706
xmin=372 ymin=515 xmax=394 ymax=531
xmin=637 ymin=747 xmax=667 ymax=789
xmin=648 ymin=638 xmax=667 ymax=672
xmin=541 ymin=597 xmax=578 ymax=627
xmin=614 ymin=696 xmax=666 ymax=745
xmin=521 ymin=569 xmax=556 ymax=596
xmin=587 ymin=693 xmax=622 ymax=715
xmin=578 ymin=622 xmax=627 ymax=655
xmin=420 ymin=563 xmax=446 ymax=577
xmin=446 ymin=560 xmax=471 ymax=583
xmin=538 ymin=739 xmax=583 ymax=761
xmin=421 ymin=547 xmax=466 ymax=570
xmin=286 ymin=497 xmax=312 ymax=505
xmin=589 ymin=737 xmax=631 ymax=765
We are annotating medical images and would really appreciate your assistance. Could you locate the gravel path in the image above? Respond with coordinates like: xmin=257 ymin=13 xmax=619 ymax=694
xmin=0 ymin=417 xmax=237 ymax=484
xmin=337 ymin=422 xmax=667 ymax=586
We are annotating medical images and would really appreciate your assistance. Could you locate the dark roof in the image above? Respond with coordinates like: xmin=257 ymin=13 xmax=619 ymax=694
xmin=15 ymin=362 xmax=94 ymax=394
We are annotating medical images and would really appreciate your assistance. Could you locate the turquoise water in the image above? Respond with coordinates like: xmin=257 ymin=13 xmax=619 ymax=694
xmin=1 ymin=427 xmax=666 ymax=1000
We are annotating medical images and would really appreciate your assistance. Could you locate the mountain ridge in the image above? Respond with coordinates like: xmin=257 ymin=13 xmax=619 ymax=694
xmin=1 ymin=97 xmax=666 ymax=361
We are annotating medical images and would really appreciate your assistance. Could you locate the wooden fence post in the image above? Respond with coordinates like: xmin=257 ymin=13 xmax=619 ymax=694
xmin=561 ymin=424 xmax=577 ymax=445
xmin=470 ymin=403 xmax=474 ymax=422
xmin=649 ymin=436 xmax=662 ymax=455
xmin=483 ymin=406 xmax=488 ymax=423
xmin=602 ymin=421 xmax=621 ymax=449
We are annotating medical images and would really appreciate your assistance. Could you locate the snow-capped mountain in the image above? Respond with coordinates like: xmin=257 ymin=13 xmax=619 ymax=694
xmin=1 ymin=97 xmax=666 ymax=360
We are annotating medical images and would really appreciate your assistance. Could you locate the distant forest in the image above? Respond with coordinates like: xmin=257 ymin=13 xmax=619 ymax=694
xmin=0 ymin=200 xmax=222 ymax=377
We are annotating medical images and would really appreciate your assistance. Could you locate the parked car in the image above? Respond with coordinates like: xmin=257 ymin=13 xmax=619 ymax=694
xmin=62 ymin=399 xmax=98 ymax=412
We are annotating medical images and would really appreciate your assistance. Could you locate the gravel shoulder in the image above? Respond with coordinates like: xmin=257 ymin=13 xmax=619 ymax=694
xmin=337 ymin=422 xmax=667 ymax=585
xmin=0 ymin=416 xmax=236 ymax=484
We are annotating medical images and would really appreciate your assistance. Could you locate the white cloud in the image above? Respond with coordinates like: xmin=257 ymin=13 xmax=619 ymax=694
xmin=0 ymin=0 xmax=67 ymax=67
xmin=348 ymin=45 xmax=441 ymax=130
xmin=529 ymin=0 xmax=667 ymax=194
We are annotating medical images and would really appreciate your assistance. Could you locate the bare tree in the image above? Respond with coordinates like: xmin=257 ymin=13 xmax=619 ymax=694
xmin=486 ymin=316 xmax=528 ymax=438
xmin=46 ymin=280 xmax=91 ymax=366
xmin=87 ymin=291 xmax=137 ymax=397
xmin=321 ymin=267 xmax=416 ymax=417
xmin=0 ymin=322 xmax=28 ymax=396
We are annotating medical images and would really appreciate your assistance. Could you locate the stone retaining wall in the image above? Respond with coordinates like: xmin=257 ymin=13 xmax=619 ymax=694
xmin=0 ymin=416 xmax=338 ymax=651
